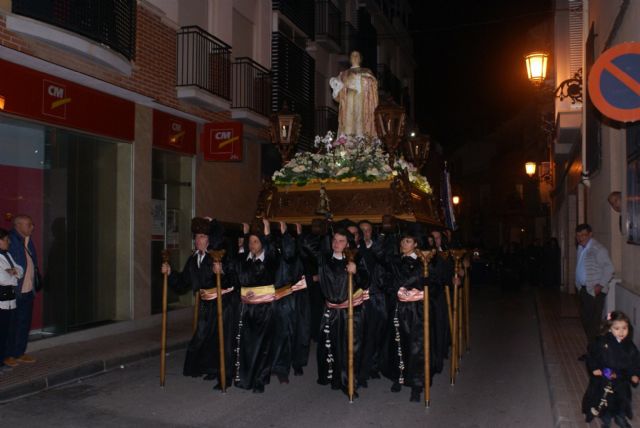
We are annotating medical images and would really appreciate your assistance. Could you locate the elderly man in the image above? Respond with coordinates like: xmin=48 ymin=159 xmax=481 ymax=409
xmin=5 ymin=215 xmax=38 ymax=367
xmin=575 ymin=223 xmax=614 ymax=345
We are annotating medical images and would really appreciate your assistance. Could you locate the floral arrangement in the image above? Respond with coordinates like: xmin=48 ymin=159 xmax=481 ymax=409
xmin=272 ymin=132 xmax=433 ymax=194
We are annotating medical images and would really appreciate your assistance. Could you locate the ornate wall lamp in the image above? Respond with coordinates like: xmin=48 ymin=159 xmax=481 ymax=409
xmin=525 ymin=52 xmax=583 ymax=104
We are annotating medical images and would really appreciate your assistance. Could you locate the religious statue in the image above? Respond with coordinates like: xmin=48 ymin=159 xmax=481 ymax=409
xmin=330 ymin=51 xmax=378 ymax=137
xmin=316 ymin=185 xmax=332 ymax=218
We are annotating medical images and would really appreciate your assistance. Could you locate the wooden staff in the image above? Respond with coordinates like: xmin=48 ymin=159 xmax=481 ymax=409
xmin=209 ymin=249 xmax=227 ymax=393
xmin=444 ymin=286 xmax=453 ymax=339
xmin=192 ymin=292 xmax=200 ymax=335
xmin=160 ymin=249 xmax=169 ymax=387
xmin=463 ymin=254 xmax=471 ymax=352
xmin=418 ymin=249 xmax=436 ymax=408
xmin=344 ymin=247 xmax=358 ymax=403
xmin=450 ymin=249 xmax=466 ymax=384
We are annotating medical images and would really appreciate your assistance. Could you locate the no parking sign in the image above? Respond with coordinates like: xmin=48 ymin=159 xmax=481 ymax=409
xmin=588 ymin=42 xmax=640 ymax=123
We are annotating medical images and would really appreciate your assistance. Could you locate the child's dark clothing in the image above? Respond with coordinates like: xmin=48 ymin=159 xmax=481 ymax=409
xmin=582 ymin=332 xmax=640 ymax=425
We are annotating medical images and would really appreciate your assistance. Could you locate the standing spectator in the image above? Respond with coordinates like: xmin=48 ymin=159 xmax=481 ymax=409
xmin=6 ymin=214 xmax=39 ymax=365
xmin=0 ymin=228 xmax=23 ymax=371
xmin=575 ymin=224 xmax=615 ymax=345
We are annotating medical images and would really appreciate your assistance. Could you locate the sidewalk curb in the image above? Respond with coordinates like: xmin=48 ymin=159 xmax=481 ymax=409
xmin=0 ymin=340 xmax=189 ymax=403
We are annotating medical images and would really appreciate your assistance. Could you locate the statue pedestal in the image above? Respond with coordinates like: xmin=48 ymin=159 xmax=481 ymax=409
xmin=265 ymin=179 xmax=441 ymax=225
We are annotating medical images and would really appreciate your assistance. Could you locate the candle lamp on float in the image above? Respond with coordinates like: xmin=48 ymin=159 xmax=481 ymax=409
xmin=374 ymin=101 xmax=406 ymax=167
xmin=525 ymin=162 xmax=537 ymax=178
xmin=403 ymin=133 xmax=430 ymax=170
xmin=269 ymin=102 xmax=301 ymax=164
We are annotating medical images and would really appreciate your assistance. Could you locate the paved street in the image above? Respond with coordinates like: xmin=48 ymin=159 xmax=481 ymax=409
xmin=0 ymin=286 xmax=553 ymax=428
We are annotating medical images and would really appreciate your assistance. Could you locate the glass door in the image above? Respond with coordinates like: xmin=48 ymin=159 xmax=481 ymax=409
xmin=151 ymin=149 xmax=194 ymax=314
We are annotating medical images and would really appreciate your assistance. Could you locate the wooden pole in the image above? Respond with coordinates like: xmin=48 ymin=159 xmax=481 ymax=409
xmin=192 ymin=292 xmax=200 ymax=335
xmin=209 ymin=249 xmax=227 ymax=393
xmin=344 ymin=248 xmax=358 ymax=403
xmin=419 ymin=249 xmax=436 ymax=408
xmin=160 ymin=249 xmax=169 ymax=387
xmin=444 ymin=286 xmax=453 ymax=341
xmin=464 ymin=257 xmax=471 ymax=352
xmin=450 ymin=249 xmax=466 ymax=383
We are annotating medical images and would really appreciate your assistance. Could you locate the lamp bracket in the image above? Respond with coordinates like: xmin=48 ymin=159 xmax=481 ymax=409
xmin=554 ymin=68 xmax=583 ymax=104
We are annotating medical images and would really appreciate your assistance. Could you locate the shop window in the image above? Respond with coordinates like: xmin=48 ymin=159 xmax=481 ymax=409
xmin=0 ymin=116 xmax=132 ymax=334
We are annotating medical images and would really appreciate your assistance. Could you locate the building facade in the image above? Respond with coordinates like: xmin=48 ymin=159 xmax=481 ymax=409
xmin=551 ymin=0 xmax=640 ymax=321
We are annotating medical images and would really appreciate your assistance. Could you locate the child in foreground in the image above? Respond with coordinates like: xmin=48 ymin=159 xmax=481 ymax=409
xmin=582 ymin=310 xmax=640 ymax=428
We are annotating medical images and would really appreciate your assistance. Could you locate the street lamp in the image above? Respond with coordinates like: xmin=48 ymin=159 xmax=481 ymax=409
xmin=374 ymin=102 xmax=407 ymax=167
xmin=525 ymin=51 xmax=583 ymax=104
xmin=269 ymin=102 xmax=301 ymax=163
xmin=525 ymin=162 xmax=537 ymax=177
xmin=0 ymin=95 xmax=5 ymax=110
xmin=452 ymin=195 xmax=460 ymax=205
xmin=525 ymin=52 xmax=548 ymax=86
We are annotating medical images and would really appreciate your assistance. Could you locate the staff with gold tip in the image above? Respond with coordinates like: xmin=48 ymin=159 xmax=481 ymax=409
xmin=418 ymin=248 xmax=436 ymax=407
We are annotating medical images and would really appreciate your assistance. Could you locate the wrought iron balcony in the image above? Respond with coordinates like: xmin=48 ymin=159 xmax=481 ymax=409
xmin=12 ymin=0 xmax=136 ymax=60
xmin=273 ymin=0 xmax=315 ymax=39
xmin=176 ymin=26 xmax=231 ymax=111
xmin=272 ymin=32 xmax=316 ymax=151
xmin=377 ymin=63 xmax=402 ymax=104
xmin=231 ymin=58 xmax=272 ymax=126
xmin=315 ymin=0 xmax=341 ymax=50
xmin=315 ymin=106 xmax=338 ymax=137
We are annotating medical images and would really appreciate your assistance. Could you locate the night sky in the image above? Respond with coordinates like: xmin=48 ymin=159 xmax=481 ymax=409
xmin=409 ymin=0 xmax=552 ymax=153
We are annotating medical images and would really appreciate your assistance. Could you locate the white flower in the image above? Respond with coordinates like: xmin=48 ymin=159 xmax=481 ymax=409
xmin=365 ymin=168 xmax=379 ymax=177
xmin=292 ymin=165 xmax=306 ymax=173
xmin=336 ymin=167 xmax=350 ymax=176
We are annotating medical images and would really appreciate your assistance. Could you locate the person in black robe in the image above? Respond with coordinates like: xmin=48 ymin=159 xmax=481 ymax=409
xmin=270 ymin=222 xmax=301 ymax=383
xmin=582 ymin=311 xmax=640 ymax=428
xmin=289 ymin=223 xmax=311 ymax=376
xmin=162 ymin=217 xmax=239 ymax=389
xmin=380 ymin=227 xmax=441 ymax=402
xmin=357 ymin=220 xmax=388 ymax=384
xmin=300 ymin=228 xmax=370 ymax=395
xmin=232 ymin=219 xmax=279 ymax=393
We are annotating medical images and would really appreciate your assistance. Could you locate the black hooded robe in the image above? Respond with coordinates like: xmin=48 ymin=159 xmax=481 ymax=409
xmin=168 ymin=251 xmax=239 ymax=384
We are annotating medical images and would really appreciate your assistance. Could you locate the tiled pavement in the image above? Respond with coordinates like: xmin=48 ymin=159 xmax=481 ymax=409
xmin=536 ymin=289 xmax=640 ymax=428
xmin=0 ymin=311 xmax=192 ymax=402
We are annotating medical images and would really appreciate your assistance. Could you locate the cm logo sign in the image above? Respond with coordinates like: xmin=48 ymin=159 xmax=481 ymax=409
xmin=42 ymin=79 xmax=70 ymax=119
xmin=215 ymin=131 xmax=232 ymax=140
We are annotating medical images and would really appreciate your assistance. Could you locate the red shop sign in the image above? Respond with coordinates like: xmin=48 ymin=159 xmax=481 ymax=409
xmin=201 ymin=121 xmax=243 ymax=161
xmin=152 ymin=109 xmax=196 ymax=154
xmin=0 ymin=59 xmax=134 ymax=141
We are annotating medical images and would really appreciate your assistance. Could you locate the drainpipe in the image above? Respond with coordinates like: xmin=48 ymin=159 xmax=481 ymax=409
xmin=580 ymin=0 xmax=590 ymax=188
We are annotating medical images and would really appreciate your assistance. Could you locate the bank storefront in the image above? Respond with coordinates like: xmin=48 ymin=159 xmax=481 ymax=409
xmin=0 ymin=59 xmax=134 ymax=335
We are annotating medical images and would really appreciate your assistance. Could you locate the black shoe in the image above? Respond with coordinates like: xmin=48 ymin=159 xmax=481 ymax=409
xmin=203 ymin=374 xmax=216 ymax=381
xmin=293 ymin=367 xmax=304 ymax=376
xmin=277 ymin=374 xmax=289 ymax=384
xmin=252 ymin=385 xmax=264 ymax=393
xmin=577 ymin=354 xmax=587 ymax=362
xmin=410 ymin=387 xmax=421 ymax=402
xmin=331 ymin=382 xmax=342 ymax=390
xmin=369 ymin=370 xmax=381 ymax=379
xmin=390 ymin=382 xmax=401 ymax=393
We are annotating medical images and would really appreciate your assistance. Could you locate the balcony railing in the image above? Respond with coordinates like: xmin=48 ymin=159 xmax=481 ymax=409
xmin=232 ymin=58 xmax=272 ymax=117
xmin=177 ymin=26 xmax=231 ymax=101
xmin=272 ymin=31 xmax=316 ymax=150
xmin=273 ymin=0 xmax=315 ymax=39
xmin=315 ymin=106 xmax=338 ymax=137
xmin=315 ymin=0 xmax=341 ymax=48
xmin=12 ymin=0 xmax=136 ymax=60
xmin=377 ymin=63 xmax=402 ymax=104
